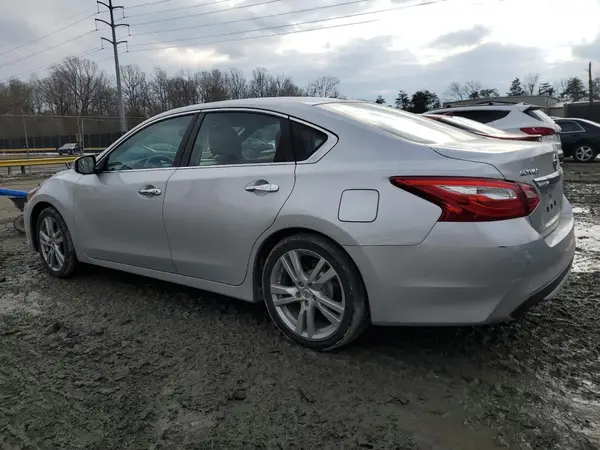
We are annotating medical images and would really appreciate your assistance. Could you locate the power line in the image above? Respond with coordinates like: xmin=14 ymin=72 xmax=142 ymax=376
xmin=128 ymin=0 xmax=285 ymax=26
xmin=128 ymin=0 xmax=448 ymax=50
xmin=0 ymin=48 xmax=104 ymax=83
xmin=124 ymin=0 xmax=236 ymax=18
xmin=127 ymin=0 xmax=173 ymax=9
xmin=0 ymin=10 xmax=98 ymax=58
xmin=125 ymin=19 xmax=377 ymax=54
xmin=131 ymin=0 xmax=369 ymax=36
xmin=0 ymin=29 xmax=97 ymax=70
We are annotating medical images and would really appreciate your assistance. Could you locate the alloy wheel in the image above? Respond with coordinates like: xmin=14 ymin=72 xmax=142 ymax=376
xmin=575 ymin=145 xmax=595 ymax=162
xmin=269 ymin=249 xmax=346 ymax=341
xmin=39 ymin=216 xmax=66 ymax=271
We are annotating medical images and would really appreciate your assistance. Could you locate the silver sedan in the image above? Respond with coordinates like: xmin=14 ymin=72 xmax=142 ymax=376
xmin=23 ymin=98 xmax=576 ymax=351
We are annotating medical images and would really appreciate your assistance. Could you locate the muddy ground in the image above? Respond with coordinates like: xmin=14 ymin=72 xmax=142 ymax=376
xmin=0 ymin=163 xmax=599 ymax=450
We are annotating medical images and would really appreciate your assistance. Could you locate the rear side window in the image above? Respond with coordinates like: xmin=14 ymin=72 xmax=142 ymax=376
xmin=291 ymin=121 xmax=327 ymax=161
xmin=447 ymin=110 xmax=510 ymax=123
xmin=557 ymin=121 xmax=584 ymax=132
xmin=319 ymin=102 xmax=479 ymax=144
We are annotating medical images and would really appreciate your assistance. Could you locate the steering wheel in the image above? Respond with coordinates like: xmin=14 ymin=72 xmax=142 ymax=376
xmin=144 ymin=154 xmax=174 ymax=168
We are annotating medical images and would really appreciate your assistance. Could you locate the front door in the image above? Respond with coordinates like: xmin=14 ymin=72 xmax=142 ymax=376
xmin=73 ymin=114 xmax=196 ymax=272
xmin=164 ymin=110 xmax=296 ymax=285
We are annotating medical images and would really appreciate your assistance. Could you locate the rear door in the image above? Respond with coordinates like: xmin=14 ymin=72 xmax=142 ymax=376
xmin=163 ymin=110 xmax=296 ymax=285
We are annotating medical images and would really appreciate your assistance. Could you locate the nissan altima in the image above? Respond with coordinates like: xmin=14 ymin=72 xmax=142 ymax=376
xmin=23 ymin=98 xmax=575 ymax=351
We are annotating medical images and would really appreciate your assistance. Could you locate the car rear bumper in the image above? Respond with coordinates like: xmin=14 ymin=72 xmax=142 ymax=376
xmin=345 ymin=196 xmax=576 ymax=325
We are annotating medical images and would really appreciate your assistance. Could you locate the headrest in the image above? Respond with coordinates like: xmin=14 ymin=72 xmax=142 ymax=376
xmin=209 ymin=125 xmax=241 ymax=157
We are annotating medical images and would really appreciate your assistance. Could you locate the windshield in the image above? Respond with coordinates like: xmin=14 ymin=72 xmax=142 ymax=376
xmin=318 ymin=102 xmax=480 ymax=144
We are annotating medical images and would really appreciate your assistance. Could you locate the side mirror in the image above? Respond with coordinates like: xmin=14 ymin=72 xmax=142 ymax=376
xmin=74 ymin=155 xmax=96 ymax=175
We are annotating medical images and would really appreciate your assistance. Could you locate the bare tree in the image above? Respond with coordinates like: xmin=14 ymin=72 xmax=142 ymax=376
xmin=445 ymin=82 xmax=465 ymax=101
xmin=121 ymin=65 xmax=150 ymax=117
xmin=150 ymin=68 xmax=170 ymax=113
xmin=39 ymin=66 xmax=73 ymax=115
xmin=196 ymin=69 xmax=229 ymax=103
xmin=248 ymin=67 xmax=274 ymax=98
xmin=306 ymin=75 xmax=339 ymax=98
xmin=463 ymin=80 xmax=482 ymax=99
xmin=226 ymin=68 xmax=247 ymax=99
xmin=524 ymin=73 xmax=540 ymax=95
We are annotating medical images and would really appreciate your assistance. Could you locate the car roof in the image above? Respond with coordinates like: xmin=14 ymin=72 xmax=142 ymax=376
xmin=156 ymin=97 xmax=358 ymax=117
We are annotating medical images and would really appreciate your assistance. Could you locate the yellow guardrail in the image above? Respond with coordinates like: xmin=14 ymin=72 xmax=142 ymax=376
xmin=0 ymin=156 xmax=76 ymax=168
xmin=0 ymin=147 xmax=104 ymax=153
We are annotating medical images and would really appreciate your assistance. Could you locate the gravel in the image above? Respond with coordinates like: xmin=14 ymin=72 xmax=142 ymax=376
xmin=1 ymin=163 xmax=599 ymax=450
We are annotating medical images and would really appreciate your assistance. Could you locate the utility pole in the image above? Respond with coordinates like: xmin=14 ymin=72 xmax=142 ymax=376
xmin=96 ymin=0 xmax=129 ymax=133
xmin=586 ymin=61 xmax=594 ymax=104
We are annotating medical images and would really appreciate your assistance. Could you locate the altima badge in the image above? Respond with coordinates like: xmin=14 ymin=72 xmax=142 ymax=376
xmin=520 ymin=168 xmax=539 ymax=176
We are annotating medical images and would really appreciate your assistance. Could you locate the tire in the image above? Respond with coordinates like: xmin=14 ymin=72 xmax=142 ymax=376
xmin=573 ymin=143 xmax=598 ymax=163
xmin=36 ymin=206 xmax=78 ymax=278
xmin=262 ymin=233 xmax=369 ymax=351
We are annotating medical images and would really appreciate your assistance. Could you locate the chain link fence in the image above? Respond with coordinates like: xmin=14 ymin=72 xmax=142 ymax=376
xmin=0 ymin=115 xmax=146 ymax=154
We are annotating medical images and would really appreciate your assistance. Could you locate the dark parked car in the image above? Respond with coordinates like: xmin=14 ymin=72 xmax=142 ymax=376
xmin=554 ymin=118 xmax=600 ymax=163
xmin=57 ymin=143 xmax=81 ymax=155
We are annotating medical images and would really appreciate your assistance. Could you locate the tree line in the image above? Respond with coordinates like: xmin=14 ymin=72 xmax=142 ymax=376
xmin=444 ymin=73 xmax=599 ymax=103
xmin=3 ymin=59 xmax=600 ymax=118
xmin=0 ymin=57 xmax=341 ymax=118
xmin=378 ymin=73 xmax=600 ymax=113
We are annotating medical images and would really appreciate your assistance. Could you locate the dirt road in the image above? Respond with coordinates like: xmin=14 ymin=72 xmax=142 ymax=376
xmin=1 ymin=164 xmax=599 ymax=450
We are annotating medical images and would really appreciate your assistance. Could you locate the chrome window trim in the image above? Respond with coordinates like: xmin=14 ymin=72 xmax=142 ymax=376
xmin=176 ymin=161 xmax=296 ymax=171
xmin=197 ymin=107 xmax=289 ymax=119
xmin=95 ymin=111 xmax=199 ymax=170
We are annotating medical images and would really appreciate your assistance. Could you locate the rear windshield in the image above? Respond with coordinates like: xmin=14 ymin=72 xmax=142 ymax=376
xmin=426 ymin=115 xmax=515 ymax=136
xmin=525 ymin=108 xmax=555 ymax=124
xmin=318 ymin=102 xmax=480 ymax=144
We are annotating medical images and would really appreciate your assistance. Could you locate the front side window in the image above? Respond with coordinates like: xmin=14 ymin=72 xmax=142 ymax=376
xmin=105 ymin=115 xmax=193 ymax=171
xmin=188 ymin=112 xmax=293 ymax=166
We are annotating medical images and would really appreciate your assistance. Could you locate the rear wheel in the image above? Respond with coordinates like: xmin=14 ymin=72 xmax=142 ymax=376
xmin=36 ymin=207 xmax=78 ymax=278
xmin=573 ymin=143 xmax=597 ymax=162
xmin=262 ymin=233 xmax=369 ymax=351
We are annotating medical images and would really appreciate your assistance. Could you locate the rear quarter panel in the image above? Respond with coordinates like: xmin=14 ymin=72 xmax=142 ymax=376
xmin=273 ymin=129 xmax=505 ymax=247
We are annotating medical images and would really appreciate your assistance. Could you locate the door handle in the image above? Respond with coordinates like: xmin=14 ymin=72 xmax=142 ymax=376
xmin=245 ymin=181 xmax=279 ymax=193
xmin=139 ymin=186 xmax=162 ymax=196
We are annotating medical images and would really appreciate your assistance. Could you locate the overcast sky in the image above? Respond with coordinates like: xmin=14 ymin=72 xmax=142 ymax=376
xmin=1 ymin=0 xmax=599 ymax=102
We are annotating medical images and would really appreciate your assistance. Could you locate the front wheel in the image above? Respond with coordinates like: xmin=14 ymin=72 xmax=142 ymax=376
xmin=262 ymin=233 xmax=369 ymax=351
xmin=36 ymin=207 xmax=78 ymax=277
xmin=573 ymin=144 xmax=598 ymax=162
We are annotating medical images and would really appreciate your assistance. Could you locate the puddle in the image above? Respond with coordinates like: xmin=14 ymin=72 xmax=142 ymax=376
xmin=573 ymin=221 xmax=600 ymax=273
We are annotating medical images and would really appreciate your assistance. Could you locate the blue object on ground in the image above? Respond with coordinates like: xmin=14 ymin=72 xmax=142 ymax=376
xmin=0 ymin=188 xmax=28 ymax=198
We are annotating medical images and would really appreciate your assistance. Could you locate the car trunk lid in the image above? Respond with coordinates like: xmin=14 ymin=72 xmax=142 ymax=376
xmin=430 ymin=140 xmax=563 ymax=236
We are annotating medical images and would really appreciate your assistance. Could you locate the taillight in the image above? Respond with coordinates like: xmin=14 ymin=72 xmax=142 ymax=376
xmin=390 ymin=177 xmax=539 ymax=222
xmin=520 ymin=127 xmax=555 ymax=136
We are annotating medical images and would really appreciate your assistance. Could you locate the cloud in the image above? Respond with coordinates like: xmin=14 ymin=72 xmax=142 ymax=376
xmin=572 ymin=33 xmax=600 ymax=64
xmin=1 ymin=0 xmax=599 ymax=102
xmin=427 ymin=25 xmax=491 ymax=50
